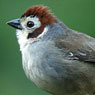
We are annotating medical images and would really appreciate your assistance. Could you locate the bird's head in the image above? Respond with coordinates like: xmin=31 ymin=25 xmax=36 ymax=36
xmin=7 ymin=5 xmax=56 ymax=39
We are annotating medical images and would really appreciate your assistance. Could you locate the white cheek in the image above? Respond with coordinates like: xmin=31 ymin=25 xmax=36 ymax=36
xmin=21 ymin=16 xmax=41 ymax=32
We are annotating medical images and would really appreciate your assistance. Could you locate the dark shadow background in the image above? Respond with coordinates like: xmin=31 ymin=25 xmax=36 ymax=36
xmin=0 ymin=0 xmax=95 ymax=95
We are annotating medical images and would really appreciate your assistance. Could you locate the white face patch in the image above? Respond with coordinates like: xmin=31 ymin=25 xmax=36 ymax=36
xmin=20 ymin=16 xmax=41 ymax=33
xmin=16 ymin=16 xmax=49 ymax=50
xmin=16 ymin=26 xmax=49 ymax=51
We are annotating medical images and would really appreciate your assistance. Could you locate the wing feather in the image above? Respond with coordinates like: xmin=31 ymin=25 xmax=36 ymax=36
xmin=55 ymin=29 xmax=95 ymax=63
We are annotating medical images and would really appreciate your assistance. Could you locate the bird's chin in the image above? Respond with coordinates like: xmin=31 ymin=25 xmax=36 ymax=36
xmin=16 ymin=28 xmax=34 ymax=34
xmin=16 ymin=29 xmax=36 ymax=40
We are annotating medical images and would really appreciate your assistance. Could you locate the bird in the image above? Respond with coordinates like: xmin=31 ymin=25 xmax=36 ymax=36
xmin=7 ymin=5 xmax=95 ymax=95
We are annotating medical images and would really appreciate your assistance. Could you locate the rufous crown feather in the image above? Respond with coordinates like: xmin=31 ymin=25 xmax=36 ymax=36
xmin=24 ymin=5 xmax=56 ymax=25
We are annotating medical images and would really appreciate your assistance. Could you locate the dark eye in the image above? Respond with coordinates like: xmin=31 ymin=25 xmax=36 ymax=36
xmin=27 ymin=21 xmax=34 ymax=28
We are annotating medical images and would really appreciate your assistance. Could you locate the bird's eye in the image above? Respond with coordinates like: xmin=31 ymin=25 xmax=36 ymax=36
xmin=27 ymin=21 xmax=34 ymax=28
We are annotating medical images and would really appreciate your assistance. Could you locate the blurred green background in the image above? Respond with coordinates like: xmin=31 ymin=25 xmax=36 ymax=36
xmin=0 ymin=0 xmax=95 ymax=95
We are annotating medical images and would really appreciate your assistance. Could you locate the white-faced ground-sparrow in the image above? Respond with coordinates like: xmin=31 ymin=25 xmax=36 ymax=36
xmin=7 ymin=5 xmax=95 ymax=95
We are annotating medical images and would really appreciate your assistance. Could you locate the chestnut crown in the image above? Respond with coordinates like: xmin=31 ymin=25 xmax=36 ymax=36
xmin=23 ymin=5 xmax=56 ymax=25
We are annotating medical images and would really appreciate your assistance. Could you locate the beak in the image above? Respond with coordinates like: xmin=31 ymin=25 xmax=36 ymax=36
xmin=7 ymin=18 xmax=23 ymax=30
